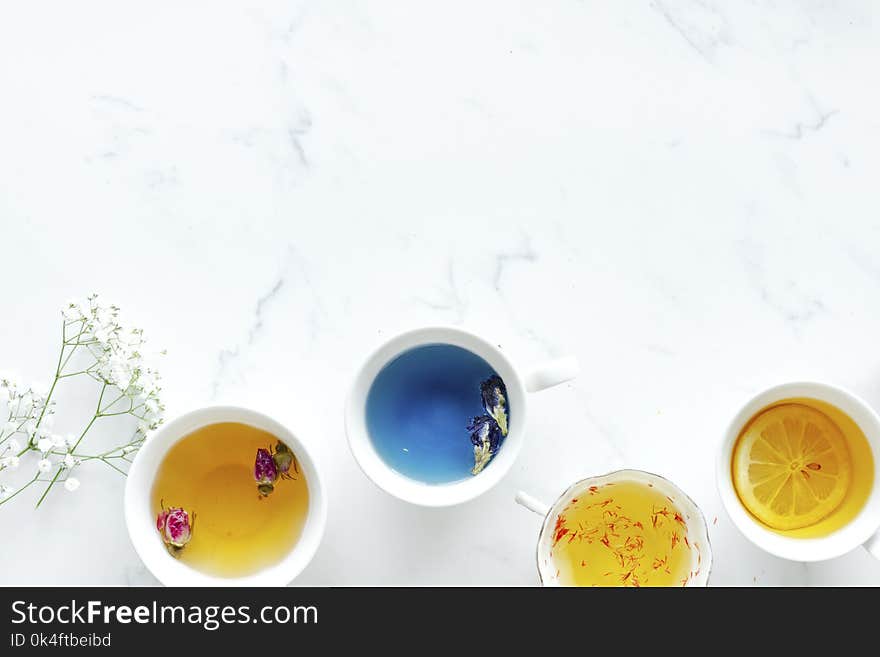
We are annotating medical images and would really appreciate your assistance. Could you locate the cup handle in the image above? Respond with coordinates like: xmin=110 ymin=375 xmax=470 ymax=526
xmin=516 ymin=491 xmax=550 ymax=517
xmin=523 ymin=356 xmax=580 ymax=393
xmin=864 ymin=530 xmax=880 ymax=560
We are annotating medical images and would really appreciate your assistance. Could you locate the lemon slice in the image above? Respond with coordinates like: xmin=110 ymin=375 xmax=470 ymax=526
xmin=733 ymin=403 xmax=851 ymax=530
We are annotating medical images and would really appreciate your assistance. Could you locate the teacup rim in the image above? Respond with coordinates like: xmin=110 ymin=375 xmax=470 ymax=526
xmin=344 ymin=325 xmax=528 ymax=507
xmin=124 ymin=405 xmax=327 ymax=586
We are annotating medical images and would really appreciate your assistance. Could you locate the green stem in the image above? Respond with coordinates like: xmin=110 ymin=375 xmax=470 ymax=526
xmin=26 ymin=323 xmax=70 ymax=448
xmin=100 ymin=458 xmax=128 ymax=476
xmin=58 ymin=342 xmax=79 ymax=373
xmin=49 ymin=435 xmax=142 ymax=461
xmin=34 ymin=370 xmax=61 ymax=429
xmin=34 ymin=385 xmax=104 ymax=509
xmin=0 ymin=417 xmax=29 ymax=449
xmin=10 ymin=327 xmax=68 ymax=505
xmin=73 ymin=401 xmax=102 ymax=454
xmin=99 ymin=391 xmax=125 ymax=415
xmin=33 ymin=468 xmax=61 ymax=508
xmin=57 ymin=369 xmax=91 ymax=379
xmin=0 ymin=474 xmax=39 ymax=507
xmin=99 ymin=406 xmax=137 ymax=418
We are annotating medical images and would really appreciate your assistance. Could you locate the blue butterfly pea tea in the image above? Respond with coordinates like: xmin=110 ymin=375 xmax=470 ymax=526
xmin=365 ymin=344 xmax=510 ymax=483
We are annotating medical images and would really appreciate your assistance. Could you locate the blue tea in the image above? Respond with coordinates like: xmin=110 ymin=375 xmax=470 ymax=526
xmin=366 ymin=344 xmax=506 ymax=483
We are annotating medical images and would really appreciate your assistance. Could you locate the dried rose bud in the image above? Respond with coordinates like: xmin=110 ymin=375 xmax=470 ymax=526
xmin=157 ymin=506 xmax=193 ymax=551
xmin=156 ymin=508 xmax=169 ymax=534
xmin=254 ymin=448 xmax=277 ymax=496
xmin=272 ymin=441 xmax=294 ymax=475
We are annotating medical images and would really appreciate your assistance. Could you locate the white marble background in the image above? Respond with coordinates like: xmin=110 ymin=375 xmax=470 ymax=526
xmin=1 ymin=1 xmax=879 ymax=585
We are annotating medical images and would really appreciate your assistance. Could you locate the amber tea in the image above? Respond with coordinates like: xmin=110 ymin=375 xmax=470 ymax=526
xmin=151 ymin=422 xmax=310 ymax=578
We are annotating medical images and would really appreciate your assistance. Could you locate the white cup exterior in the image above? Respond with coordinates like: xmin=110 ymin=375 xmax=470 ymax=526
xmin=124 ymin=406 xmax=327 ymax=586
xmin=518 ymin=470 xmax=712 ymax=586
xmin=345 ymin=327 xmax=578 ymax=506
xmin=717 ymin=382 xmax=880 ymax=562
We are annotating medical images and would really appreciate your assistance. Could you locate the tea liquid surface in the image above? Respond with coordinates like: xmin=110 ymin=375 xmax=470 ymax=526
xmin=732 ymin=397 xmax=874 ymax=538
xmin=151 ymin=422 xmax=309 ymax=578
xmin=550 ymin=480 xmax=698 ymax=587
xmin=366 ymin=344 xmax=502 ymax=483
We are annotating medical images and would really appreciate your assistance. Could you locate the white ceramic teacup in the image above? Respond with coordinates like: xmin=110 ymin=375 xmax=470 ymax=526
xmin=124 ymin=406 xmax=327 ymax=586
xmin=717 ymin=382 xmax=880 ymax=562
xmin=516 ymin=470 xmax=712 ymax=586
xmin=345 ymin=326 xmax=579 ymax=506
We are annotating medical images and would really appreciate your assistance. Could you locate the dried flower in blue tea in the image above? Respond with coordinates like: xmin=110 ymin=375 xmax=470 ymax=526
xmin=469 ymin=375 xmax=510 ymax=475
xmin=254 ymin=441 xmax=298 ymax=497
xmin=480 ymin=375 xmax=508 ymax=437
xmin=469 ymin=415 xmax=503 ymax=475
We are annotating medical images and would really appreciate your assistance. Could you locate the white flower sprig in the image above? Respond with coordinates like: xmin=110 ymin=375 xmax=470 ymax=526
xmin=0 ymin=294 xmax=164 ymax=508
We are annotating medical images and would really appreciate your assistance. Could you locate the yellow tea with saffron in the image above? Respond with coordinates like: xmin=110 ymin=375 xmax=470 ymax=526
xmin=549 ymin=481 xmax=698 ymax=587
xmin=732 ymin=398 xmax=873 ymax=538
xmin=151 ymin=422 xmax=309 ymax=578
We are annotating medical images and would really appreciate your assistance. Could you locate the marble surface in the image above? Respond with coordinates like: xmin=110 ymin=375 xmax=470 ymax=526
xmin=2 ymin=1 xmax=879 ymax=586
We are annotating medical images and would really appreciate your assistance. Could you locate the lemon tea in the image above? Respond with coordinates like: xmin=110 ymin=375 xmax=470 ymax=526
xmin=548 ymin=479 xmax=702 ymax=587
xmin=151 ymin=422 xmax=310 ymax=578
xmin=731 ymin=397 xmax=874 ymax=538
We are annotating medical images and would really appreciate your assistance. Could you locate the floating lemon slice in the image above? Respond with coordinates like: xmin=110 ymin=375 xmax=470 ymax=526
xmin=733 ymin=403 xmax=851 ymax=530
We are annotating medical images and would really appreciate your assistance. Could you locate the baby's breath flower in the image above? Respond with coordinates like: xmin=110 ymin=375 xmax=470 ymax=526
xmin=0 ymin=485 xmax=13 ymax=499
xmin=30 ymin=382 xmax=49 ymax=400
xmin=62 ymin=299 xmax=83 ymax=319
xmin=1 ymin=294 xmax=164 ymax=509
xmin=1 ymin=371 xmax=22 ymax=390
